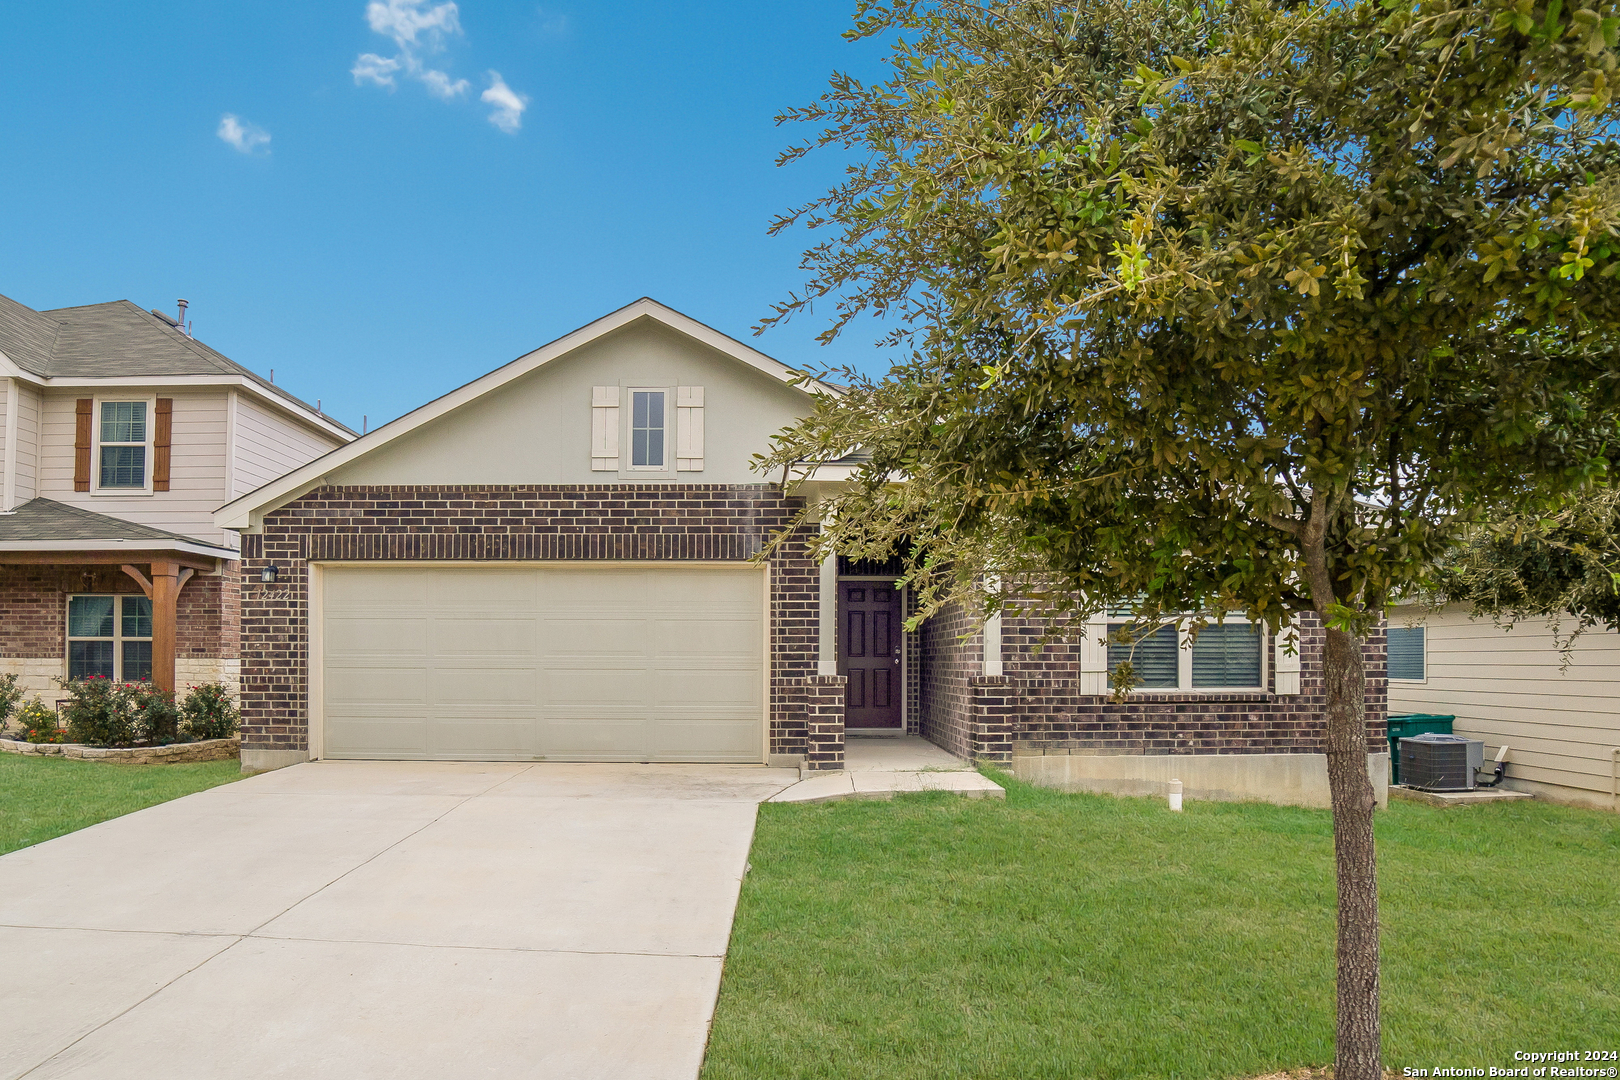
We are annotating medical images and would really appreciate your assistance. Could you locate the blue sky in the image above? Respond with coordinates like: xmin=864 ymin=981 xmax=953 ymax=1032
xmin=0 ymin=1 xmax=890 ymax=430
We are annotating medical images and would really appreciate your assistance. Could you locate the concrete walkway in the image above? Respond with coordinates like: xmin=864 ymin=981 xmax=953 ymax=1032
xmin=768 ymin=734 xmax=1005 ymax=803
xmin=0 ymin=760 xmax=798 ymax=1080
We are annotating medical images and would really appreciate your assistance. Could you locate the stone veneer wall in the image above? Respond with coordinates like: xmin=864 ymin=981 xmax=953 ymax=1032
xmin=236 ymin=484 xmax=820 ymax=759
xmin=918 ymin=604 xmax=1388 ymax=764
xmin=0 ymin=563 xmax=241 ymax=705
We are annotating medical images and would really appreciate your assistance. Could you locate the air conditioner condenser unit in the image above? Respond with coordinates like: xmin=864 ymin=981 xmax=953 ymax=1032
xmin=1399 ymin=733 xmax=1485 ymax=791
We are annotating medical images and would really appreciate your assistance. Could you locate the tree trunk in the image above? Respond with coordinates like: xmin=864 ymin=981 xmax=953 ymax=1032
xmin=1321 ymin=625 xmax=1380 ymax=1080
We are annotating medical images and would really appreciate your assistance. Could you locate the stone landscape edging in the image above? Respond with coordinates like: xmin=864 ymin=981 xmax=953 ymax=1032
xmin=0 ymin=735 xmax=240 ymax=765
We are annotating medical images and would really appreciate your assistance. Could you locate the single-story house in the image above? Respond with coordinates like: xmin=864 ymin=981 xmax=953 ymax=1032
xmin=215 ymin=298 xmax=1388 ymax=807
xmin=0 ymin=291 xmax=353 ymax=703
xmin=1388 ymin=607 xmax=1620 ymax=810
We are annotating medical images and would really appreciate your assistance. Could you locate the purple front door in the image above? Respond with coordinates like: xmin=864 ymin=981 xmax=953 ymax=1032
xmin=840 ymin=581 xmax=903 ymax=729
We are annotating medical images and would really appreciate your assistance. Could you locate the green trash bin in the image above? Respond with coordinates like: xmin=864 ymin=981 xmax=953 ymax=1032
xmin=1387 ymin=713 xmax=1454 ymax=784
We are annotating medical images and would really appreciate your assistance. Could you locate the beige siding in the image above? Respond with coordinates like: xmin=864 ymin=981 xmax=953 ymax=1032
xmin=11 ymin=382 xmax=40 ymax=503
xmin=0 ymin=378 xmax=8 ymax=505
xmin=234 ymin=396 xmax=341 ymax=499
xmin=329 ymin=321 xmax=811 ymax=487
xmin=36 ymin=389 xmax=232 ymax=545
xmin=1388 ymin=606 xmax=1620 ymax=809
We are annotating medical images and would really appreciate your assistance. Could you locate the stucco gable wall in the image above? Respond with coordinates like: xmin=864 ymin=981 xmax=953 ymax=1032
xmin=328 ymin=321 xmax=811 ymax=487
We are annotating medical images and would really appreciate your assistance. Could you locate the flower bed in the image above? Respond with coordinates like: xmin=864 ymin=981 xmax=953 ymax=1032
xmin=0 ymin=675 xmax=240 ymax=761
xmin=0 ymin=735 xmax=240 ymax=765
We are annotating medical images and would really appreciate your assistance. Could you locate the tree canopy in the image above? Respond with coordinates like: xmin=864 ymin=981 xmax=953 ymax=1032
xmin=763 ymin=0 xmax=1620 ymax=642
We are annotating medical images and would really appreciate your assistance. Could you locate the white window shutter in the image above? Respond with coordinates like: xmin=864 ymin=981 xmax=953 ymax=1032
xmin=676 ymin=385 xmax=704 ymax=471
xmin=1274 ymin=627 xmax=1301 ymax=695
xmin=591 ymin=386 xmax=619 ymax=471
xmin=1080 ymin=617 xmax=1109 ymax=695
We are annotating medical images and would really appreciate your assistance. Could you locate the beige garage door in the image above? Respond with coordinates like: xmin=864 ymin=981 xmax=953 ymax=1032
xmin=318 ymin=565 xmax=765 ymax=762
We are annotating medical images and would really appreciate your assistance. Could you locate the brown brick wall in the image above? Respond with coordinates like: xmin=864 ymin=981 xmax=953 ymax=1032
xmin=919 ymin=603 xmax=1388 ymax=764
xmin=237 ymin=484 xmax=819 ymax=756
xmin=918 ymin=601 xmax=980 ymax=758
xmin=0 ymin=563 xmax=238 ymax=664
xmin=1007 ymin=611 xmax=1387 ymax=757
xmin=904 ymin=588 xmax=921 ymax=735
xmin=804 ymin=675 xmax=847 ymax=771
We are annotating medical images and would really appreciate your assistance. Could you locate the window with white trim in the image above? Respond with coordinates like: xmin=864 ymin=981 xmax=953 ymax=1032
xmin=97 ymin=400 xmax=149 ymax=489
xmin=1386 ymin=625 xmax=1425 ymax=681
xmin=67 ymin=594 xmax=153 ymax=682
xmin=629 ymin=389 xmax=666 ymax=469
xmin=1106 ymin=616 xmax=1266 ymax=691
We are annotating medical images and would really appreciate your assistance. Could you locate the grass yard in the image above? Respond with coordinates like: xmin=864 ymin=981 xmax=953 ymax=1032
xmin=0 ymin=753 xmax=242 ymax=856
xmin=702 ymin=773 xmax=1620 ymax=1080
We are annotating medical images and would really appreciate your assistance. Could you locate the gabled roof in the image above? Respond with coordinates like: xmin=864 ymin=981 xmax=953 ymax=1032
xmin=0 ymin=498 xmax=238 ymax=560
xmin=0 ymin=291 xmax=354 ymax=439
xmin=215 ymin=297 xmax=842 ymax=531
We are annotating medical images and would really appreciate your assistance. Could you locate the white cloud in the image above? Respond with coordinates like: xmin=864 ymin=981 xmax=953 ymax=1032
xmin=352 ymin=1 xmax=522 ymax=126
xmin=367 ymin=0 xmax=461 ymax=48
xmin=217 ymin=114 xmax=271 ymax=154
xmin=418 ymin=66 xmax=470 ymax=99
xmin=351 ymin=52 xmax=401 ymax=88
xmin=481 ymin=71 xmax=527 ymax=133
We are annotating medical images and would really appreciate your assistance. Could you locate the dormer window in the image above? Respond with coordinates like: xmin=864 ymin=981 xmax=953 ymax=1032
xmin=630 ymin=390 xmax=666 ymax=469
xmin=98 ymin=401 xmax=149 ymax=489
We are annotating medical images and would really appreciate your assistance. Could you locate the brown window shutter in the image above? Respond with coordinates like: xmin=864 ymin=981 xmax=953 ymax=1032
xmin=74 ymin=399 xmax=93 ymax=491
xmin=153 ymin=398 xmax=173 ymax=491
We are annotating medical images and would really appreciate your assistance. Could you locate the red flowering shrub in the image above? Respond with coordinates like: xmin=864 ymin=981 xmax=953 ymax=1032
xmin=180 ymin=683 xmax=238 ymax=741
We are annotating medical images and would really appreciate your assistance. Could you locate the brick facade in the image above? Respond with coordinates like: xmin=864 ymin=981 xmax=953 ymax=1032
xmin=236 ymin=484 xmax=821 ymax=757
xmin=227 ymin=480 xmax=1388 ymax=774
xmin=919 ymin=603 xmax=1388 ymax=765
xmin=917 ymin=600 xmax=981 ymax=758
xmin=803 ymin=675 xmax=848 ymax=771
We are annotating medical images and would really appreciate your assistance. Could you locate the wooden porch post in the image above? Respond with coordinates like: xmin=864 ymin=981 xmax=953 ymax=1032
xmin=150 ymin=560 xmax=181 ymax=694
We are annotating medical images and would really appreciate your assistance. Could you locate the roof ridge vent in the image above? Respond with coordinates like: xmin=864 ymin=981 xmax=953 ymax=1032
xmin=151 ymin=309 xmax=180 ymax=327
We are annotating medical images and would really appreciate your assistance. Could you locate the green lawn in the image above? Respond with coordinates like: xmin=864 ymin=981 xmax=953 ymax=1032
xmin=0 ymin=753 xmax=242 ymax=856
xmin=702 ymin=773 xmax=1620 ymax=1080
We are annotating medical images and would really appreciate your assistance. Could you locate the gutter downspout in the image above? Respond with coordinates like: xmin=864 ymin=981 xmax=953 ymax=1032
xmin=1612 ymin=747 xmax=1620 ymax=811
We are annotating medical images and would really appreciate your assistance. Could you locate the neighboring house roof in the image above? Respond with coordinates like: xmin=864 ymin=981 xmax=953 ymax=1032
xmin=0 ymin=291 xmax=354 ymax=440
xmin=215 ymin=297 xmax=844 ymax=531
xmin=0 ymin=497 xmax=238 ymax=560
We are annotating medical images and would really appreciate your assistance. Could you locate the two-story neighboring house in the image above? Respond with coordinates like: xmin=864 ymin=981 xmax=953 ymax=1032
xmin=0 ymin=291 xmax=353 ymax=706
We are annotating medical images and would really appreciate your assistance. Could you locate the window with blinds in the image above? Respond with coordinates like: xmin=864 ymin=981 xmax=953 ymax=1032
xmin=1191 ymin=623 xmax=1262 ymax=687
xmin=1105 ymin=617 xmax=1266 ymax=690
xmin=1387 ymin=625 xmax=1425 ymax=680
xmin=1107 ymin=623 xmax=1179 ymax=688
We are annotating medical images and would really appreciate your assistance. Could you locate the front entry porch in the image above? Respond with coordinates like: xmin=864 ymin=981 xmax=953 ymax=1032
xmin=0 ymin=498 xmax=238 ymax=701
xmin=769 ymin=733 xmax=1005 ymax=803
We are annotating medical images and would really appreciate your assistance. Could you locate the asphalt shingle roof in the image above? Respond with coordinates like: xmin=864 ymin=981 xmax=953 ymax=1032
xmin=0 ymin=497 xmax=228 ymax=550
xmin=0 ymin=291 xmax=354 ymax=434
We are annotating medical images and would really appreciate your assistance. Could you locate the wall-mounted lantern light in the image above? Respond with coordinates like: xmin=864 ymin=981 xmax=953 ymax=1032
xmin=261 ymin=565 xmax=279 ymax=584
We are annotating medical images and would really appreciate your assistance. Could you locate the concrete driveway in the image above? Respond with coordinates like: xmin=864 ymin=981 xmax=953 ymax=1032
xmin=0 ymin=760 xmax=798 ymax=1080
